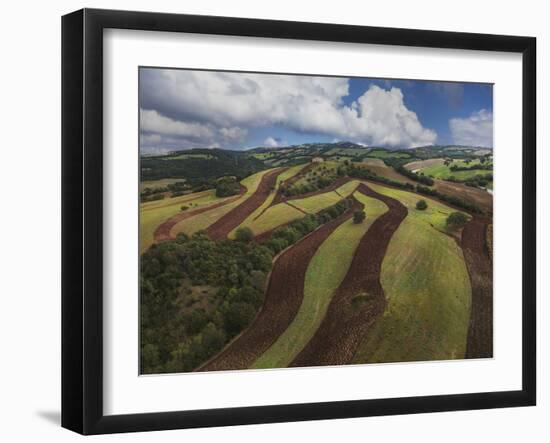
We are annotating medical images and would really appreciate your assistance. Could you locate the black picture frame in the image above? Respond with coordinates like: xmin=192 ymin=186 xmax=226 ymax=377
xmin=62 ymin=8 xmax=537 ymax=435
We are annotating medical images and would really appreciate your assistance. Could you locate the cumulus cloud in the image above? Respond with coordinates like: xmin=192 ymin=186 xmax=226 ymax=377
xmin=449 ymin=109 xmax=493 ymax=147
xmin=139 ymin=69 xmax=437 ymax=151
xmin=264 ymin=137 xmax=282 ymax=147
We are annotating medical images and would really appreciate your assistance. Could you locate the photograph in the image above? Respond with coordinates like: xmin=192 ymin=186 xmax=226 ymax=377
xmin=138 ymin=67 xmax=494 ymax=374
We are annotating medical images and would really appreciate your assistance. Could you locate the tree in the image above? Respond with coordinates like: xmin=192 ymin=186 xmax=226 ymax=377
xmin=235 ymin=227 xmax=253 ymax=242
xmin=353 ymin=210 xmax=366 ymax=224
xmin=416 ymin=199 xmax=428 ymax=210
xmin=446 ymin=211 xmax=469 ymax=229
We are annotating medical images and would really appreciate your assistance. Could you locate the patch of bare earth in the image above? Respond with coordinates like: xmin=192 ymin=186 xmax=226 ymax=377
xmin=290 ymin=183 xmax=408 ymax=367
xmin=197 ymin=199 xmax=361 ymax=372
xmin=153 ymin=188 xmax=245 ymax=242
xmin=205 ymin=168 xmax=287 ymax=241
xmin=434 ymin=180 xmax=493 ymax=215
xmin=462 ymin=217 xmax=493 ymax=358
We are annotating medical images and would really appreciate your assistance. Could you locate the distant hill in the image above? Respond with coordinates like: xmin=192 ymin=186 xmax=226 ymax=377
xmin=141 ymin=143 xmax=491 ymax=187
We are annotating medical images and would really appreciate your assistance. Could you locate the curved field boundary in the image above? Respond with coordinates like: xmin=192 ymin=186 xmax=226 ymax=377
xmin=205 ymin=168 xmax=287 ymax=241
xmin=153 ymin=186 xmax=245 ymax=242
xmin=270 ymin=163 xmax=315 ymax=206
xmin=290 ymin=183 xmax=408 ymax=367
xmin=252 ymin=191 xmax=388 ymax=369
xmin=197 ymin=200 xmax=361 ymax=372
xmin=462 ymin=216 xmax=493 ymax=358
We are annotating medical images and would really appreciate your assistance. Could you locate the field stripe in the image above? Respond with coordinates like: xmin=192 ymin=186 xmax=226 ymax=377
xmin=153 ymin=187 xmax=244 ymax=242
xmin=252 ymin=192 xmax=388 ymax=368
xmin=290 ymin=183 xmax=408 ymax=367
xmin=205 ymin=168 xmax=287 ymax=241
xmin=197 ymin=200 xmax=361 ymax=372
xmin=462 ymin=217 xmax=493 ymax=358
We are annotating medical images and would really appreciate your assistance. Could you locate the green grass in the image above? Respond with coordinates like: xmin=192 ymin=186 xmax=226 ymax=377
xmin=325 ymin=148 xmax=367 ymax=156
xmin=291 ymin=161 xmax=339 ymax=188
xmin=157 ymin=169 xmax=271 ymax=240
xmin=227 ymin=164 xmax=310 ymax=238
xmin=420 ymin=159 xmax=493 ymax=181
xmin=352 ymin=183 xmax=472 ymax=363
xmin=252 ymin=192 xmax=388 ymax=368
xmin=334 ymin=179 xmax=361 ymax=196
xmin=288 ymin=192 xmax=342 ymax=213
xmin=139 ymin=178 xmax=187 ymax=193
xmin=139 ymin=191 xmax=222 ymax=254
xmin=241 ymin=203 xmax=305 ymax=236
xmin=367 ymin=149 xmax=411 ymax=159
xmin=163 ymin=153 xmax=213 ymax=160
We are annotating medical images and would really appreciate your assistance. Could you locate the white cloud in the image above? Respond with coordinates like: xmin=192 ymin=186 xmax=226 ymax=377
xmin=264 ymin=137 xmax=280 ymax=147
xmin=219 ymin=126 xmax=248 ymax=143
xmin=140 ymin=109 xmax=214 ymax=139
xmin=449 ymin=109 xmax=493 ymax=147
xmin=140 ymin=70 xmax=437 ymax=150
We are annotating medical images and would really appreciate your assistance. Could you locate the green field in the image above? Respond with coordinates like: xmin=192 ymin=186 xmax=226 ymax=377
xmin=139 ymin=190 xmax=222 ymax=254
xmin=418 ymin=159 xmax=492 ymax=181
xmin=324 ymin=147 xmax=367 ymax=156
xmin=163 ymin=153 xmax=213 ymax=160
xmin=252 ymin=191 xmax=388 ymax=368
xmin=139 ymin=178 xmax=187 ymax=193
xmin=290 ymin=161 xmax=339 ymax=188
xmin=169 ymin=169 xmax=271 ymax=238
xmin=367 ymin=149 xmax=411 ymax=159
xmin=353 ymin=183 xmax=472 ymax=363
xmin=227 ymin=164 xmax=310 ymax=238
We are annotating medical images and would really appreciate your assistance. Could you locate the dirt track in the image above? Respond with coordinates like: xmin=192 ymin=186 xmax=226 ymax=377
xmin=153 ymin=188 xmax=245 ymax=242
xmin=197 ymin=199 xmax=360 ymax=372
xmin=462 ymin=216 xmax=493 ymax=358
xmin=290 ymin=183 xmax=408 ymax=367
xmin=205 ymin=168 xmax=286 ymax=241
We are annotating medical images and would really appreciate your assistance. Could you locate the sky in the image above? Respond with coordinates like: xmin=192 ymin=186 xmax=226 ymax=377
xmin=139 ymin=68 xmax=493 ymax=154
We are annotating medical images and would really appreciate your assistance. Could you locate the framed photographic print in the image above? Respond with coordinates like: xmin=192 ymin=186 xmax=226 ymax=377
xmin=62 ymin=8 xmax=536 ymax=435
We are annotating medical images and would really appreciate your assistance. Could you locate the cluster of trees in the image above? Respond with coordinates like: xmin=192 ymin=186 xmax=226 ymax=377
xmin=140 ymin=232 xmax=274 ymax=374
xmin=450 ymin=163 xmax=492 ymax=172
xmin=446 ymin=211 xmax=469 ymax=229
xmin=140 ymin=181 xmax=189 ymax=202
xmin=340 ymin=164 xmax=415 ymax=191
xmin=281 ymin=170 xmax=338 ymax=198
xmin=416 ymin=185 xmax=483 ymax=214
xmin=464 ymin=174 xmax=493 ymax=188
xmin=263 ymin=198 xmax=354 ymax=254
xmin=141 ymin=149 xmax=265 ymax=190
xmin=141 ymin=193 xmax=165 ymax=203
xmin=215 ymin=177 xmax=241 ymax=197
xmin=394 ymin=165 xmax=435 ymax=186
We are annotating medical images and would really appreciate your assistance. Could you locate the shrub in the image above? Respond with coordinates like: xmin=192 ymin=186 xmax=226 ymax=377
xmin=416 ymin=199 xmax=428 ymax=210
xmin=353 ymin=210 xmax=366 ymax=224
xmin=181 ymin=205 xmax=189 ymax=211
xmin=235 ymin=227 xmax=254 ymax=242
xmin=446 ymin=211 xmax=469 ymax=229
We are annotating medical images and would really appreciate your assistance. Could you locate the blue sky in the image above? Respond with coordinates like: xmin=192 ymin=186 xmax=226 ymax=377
xmin=139 ymin=68 xmax=493 ymax=154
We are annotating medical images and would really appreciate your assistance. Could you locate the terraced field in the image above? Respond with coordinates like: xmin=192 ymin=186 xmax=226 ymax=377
xmin=253 ymin=191 xmax=388 ymax=368
xmin=406 ymin=158 xmax=492 ymax=181
xmin=352 ymin=183 xmax=472 ymax=363
xmin=140 ymin=156 xmax=492 ymax=374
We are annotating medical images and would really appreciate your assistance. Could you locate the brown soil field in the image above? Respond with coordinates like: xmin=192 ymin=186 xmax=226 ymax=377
xmin=153 ymin=189 xmax=244 ymax=242
xmin=290 ymin=183 xmax=408 ymax=367
xmin=197 ymin=200 xmax=361 ymax=372
xmin=462 ymin=216 xmax=493 ymax=358
xmin=434 ymin=180 xmax=493 ymax=215
xmin=206 ymin=168 xmax=287 ymax=241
